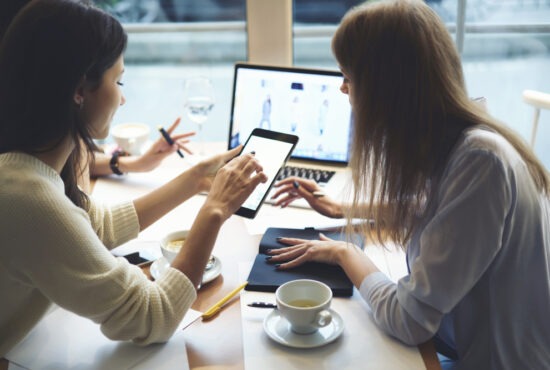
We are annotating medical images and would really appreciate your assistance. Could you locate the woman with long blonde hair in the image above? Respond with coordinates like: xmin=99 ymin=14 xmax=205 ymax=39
xmin=271 ymin=1 xmax=550 ymax=368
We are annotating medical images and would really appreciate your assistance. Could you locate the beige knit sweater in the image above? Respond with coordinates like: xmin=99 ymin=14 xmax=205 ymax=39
xmin=0 ymin=153 xmax=196 ymax=356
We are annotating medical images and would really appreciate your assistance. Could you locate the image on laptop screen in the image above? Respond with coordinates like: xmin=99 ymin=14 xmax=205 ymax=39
xmin=228 ymin=63 xmax=353 ymax=165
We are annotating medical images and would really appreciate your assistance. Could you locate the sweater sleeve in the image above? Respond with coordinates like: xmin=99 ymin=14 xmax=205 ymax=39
xmin=86 ymin=198 xmax=140 ymax=249
xmin=10 ymin=191 xmax=196 ymax=345
xmin=359 ymin=148 xmax=512 ymax=345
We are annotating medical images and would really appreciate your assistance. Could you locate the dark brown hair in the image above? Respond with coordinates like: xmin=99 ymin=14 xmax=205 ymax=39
xmin=0 ymin=0 xmax=127 ymax=208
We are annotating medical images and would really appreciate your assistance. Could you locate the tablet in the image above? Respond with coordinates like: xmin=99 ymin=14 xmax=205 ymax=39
xmin=235 ymin=128 xmax=298 ymax=218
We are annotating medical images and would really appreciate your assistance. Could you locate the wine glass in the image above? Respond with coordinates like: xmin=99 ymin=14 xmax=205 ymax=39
xmin=183 ymin=76 xmax=215 ymax=156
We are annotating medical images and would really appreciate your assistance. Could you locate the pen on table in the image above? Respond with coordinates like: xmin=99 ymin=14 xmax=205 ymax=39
xmin=247 ymin=302 xmax=277 ymax=309
xmin=201 ymin=281 xmax=248 ymax=321
xmin=158 ymin=125 xmax=184 ymax=158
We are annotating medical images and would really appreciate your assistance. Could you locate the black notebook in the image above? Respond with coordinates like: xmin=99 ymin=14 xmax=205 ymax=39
xmin=245 ymin=227 xmax=363 ymax=297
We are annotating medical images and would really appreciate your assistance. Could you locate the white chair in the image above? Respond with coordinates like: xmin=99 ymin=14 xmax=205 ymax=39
xmin=522 ymin=89 xmax=550 ymax=147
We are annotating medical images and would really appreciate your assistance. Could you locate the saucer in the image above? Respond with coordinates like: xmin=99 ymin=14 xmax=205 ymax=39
xmin=263 ymin=308 xmax=344 ymax=349
xmin=150 ymin=256 xmax=222 ymax=286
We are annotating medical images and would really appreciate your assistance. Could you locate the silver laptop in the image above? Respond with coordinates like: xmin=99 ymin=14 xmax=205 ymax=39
xmin=227 ymin=63 xmax=353 ymax=208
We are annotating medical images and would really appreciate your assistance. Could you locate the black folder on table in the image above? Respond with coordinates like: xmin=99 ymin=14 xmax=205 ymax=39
xmin=245 ymin=227 xmax=363 ymax=297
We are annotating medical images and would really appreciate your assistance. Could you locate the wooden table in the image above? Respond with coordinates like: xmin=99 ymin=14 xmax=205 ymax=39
xmin=1 ymin=147 xmax=441 ymax=370
xmin=164 ymin=215 xmax=441 ymax=370
xmin=0 ymin=219 xmax=440 ymax=370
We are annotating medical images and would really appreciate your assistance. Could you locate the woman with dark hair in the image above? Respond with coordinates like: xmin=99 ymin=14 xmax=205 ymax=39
xmin=0 ymin=0 xmax=266 ymax=355
xmin=270 ymin=1 xmax=550 ymax=368
xmin=0 ymin=1 xmax=198 ymax=196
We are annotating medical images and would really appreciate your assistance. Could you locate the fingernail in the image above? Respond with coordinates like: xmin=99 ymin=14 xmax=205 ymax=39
xmin=250 ymin=150 xmax=256 ymax=155
xmin=265 ymin=256 xmax=272 ymax=261
xmin=275 ymin=264 xmax=281 ymax=269
xmin=293 ymin=181 xmax=300 ymax=189
xmin=276 ymin=237 xmax=282 ymax=241
xmin=266 ymin=249 xmax=272 ymax=253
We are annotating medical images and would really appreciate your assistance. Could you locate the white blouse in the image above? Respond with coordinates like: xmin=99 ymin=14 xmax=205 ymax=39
xmin=359 ymin=128 xmax=550 ymax=369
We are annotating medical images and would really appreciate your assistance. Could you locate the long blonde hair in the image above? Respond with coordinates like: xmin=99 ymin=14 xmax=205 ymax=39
xmin=332 ymin=0 xmax=549 ymax=245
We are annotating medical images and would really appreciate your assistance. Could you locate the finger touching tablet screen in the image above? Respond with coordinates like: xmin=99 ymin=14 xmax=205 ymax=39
xmin=236 ymin=128 xmax=298 ymax=218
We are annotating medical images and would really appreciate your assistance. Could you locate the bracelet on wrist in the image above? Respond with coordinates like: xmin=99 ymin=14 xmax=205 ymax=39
xmin=109 ymin=150 xmax=127 ymax=176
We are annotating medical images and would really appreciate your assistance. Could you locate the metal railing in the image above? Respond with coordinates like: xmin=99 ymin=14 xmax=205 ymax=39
xmin=123 ymin=22 xmax=550 ymax=36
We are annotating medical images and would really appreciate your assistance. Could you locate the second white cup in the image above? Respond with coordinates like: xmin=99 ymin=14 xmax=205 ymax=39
xmin=111 ymin=122 xmax=150 ymax=155
xmin=276 ymin=279 xmax=333 ymax=334
xmin=160 ymin=230 xmax=189 ymax=263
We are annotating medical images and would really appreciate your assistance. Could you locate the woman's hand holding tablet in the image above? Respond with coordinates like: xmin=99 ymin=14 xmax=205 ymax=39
xmin=235 ymin=128 xmax=298 ymax=218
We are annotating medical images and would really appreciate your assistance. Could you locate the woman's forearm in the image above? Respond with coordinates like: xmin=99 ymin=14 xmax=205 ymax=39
xmin=89 ymin=152 xmax=113 ymax=176
xmin=170 ymin=203 xmax=225 ymax=288
xmin=133 ymin=166 xmax=204 ymax=230
xmin=336 ymin=244 xmax=381 ymax=288
xmin=90 ymin=152 xmax=151 ymax=176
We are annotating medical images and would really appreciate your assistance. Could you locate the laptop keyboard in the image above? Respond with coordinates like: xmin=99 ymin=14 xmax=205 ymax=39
xmin=276 ymin=165 xmax=335 ymax=184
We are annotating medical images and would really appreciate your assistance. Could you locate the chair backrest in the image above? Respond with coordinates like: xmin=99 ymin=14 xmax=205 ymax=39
xmin=522 ymin=89 xmax=550 ymax=147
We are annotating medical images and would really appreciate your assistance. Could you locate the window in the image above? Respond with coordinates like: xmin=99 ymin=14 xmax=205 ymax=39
xmin=95 ymin=0 xmax=550 ymax=168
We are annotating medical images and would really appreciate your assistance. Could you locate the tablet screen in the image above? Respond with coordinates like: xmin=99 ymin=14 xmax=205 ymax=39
xmin=236 ymin=129 xmax=298 ymax=218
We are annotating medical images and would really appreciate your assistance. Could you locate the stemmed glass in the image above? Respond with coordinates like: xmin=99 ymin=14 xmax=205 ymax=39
xmin=183 ymin=76 xmax=215 ymax=156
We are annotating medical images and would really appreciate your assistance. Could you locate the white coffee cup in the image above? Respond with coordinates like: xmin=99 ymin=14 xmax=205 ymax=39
xmin=160 ymin=230 xmax=189 ymax=263
xmin=111 ymin=122 xmax=150 ymax=155
xmin=275 ymin=279 xmax=333 ymax=334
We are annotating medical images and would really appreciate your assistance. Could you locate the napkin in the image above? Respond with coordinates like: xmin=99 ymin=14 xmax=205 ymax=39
xmin=6 ymin=306 xmax=200 ymax=370
xmin=239 ymin=263 xmax=425 ymax=370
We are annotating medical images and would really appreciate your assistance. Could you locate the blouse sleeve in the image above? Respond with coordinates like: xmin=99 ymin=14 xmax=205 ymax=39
xmin=359 ymin=148 xmax=512 ymax=345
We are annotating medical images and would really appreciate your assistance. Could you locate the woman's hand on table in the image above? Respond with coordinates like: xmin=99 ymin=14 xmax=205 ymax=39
xmin=266 ymin=233 xmax=349 ymax=268
xmin=267 ymin=233 xmax=379 ymax=287
xmin=271 ymin=177 xmax=344 ymax=218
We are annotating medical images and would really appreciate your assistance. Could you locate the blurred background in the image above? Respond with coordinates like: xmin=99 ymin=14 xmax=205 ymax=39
xmin=94 ymin=0 xmax=550 ymax=169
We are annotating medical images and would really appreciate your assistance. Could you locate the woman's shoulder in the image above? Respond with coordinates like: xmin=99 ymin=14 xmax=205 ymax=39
xmin=437 ymin=126 xmax=528 ymax=190
xmin=457 ymin=126 xmax=523 ymax=167
xmin=0 ymin=152 xmax=70 ymax=211
xmin=462 ymin=126 xmax=509 ymax=150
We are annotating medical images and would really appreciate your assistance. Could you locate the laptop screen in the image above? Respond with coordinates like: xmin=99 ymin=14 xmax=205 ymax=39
xmin=228 ymin=63 xmax=353 ymax=165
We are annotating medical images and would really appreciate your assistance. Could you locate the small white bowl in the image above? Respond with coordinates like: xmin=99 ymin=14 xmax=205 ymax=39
xmin=160 ymin=230 xmax=189 ymax=263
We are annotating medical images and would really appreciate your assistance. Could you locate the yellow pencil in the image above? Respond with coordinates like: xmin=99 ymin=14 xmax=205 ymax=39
xmin=201 ymin=281 xmax=248 ymax=320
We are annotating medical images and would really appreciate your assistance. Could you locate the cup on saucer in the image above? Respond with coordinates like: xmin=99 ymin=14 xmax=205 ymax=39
xmin=275 ymin=279 xmax=333 ymax=335
xmin=160 ymin=230 xmax=189 ymax=263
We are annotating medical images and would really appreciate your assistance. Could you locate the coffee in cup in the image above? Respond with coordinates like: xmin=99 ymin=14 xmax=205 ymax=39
xmin=276 ymin=279 xmax=333 ymax=334
xmin=160 ymin=230 xmax=189 ymax=263
xmin=111 ymin=122 xmax=150 ymax=155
